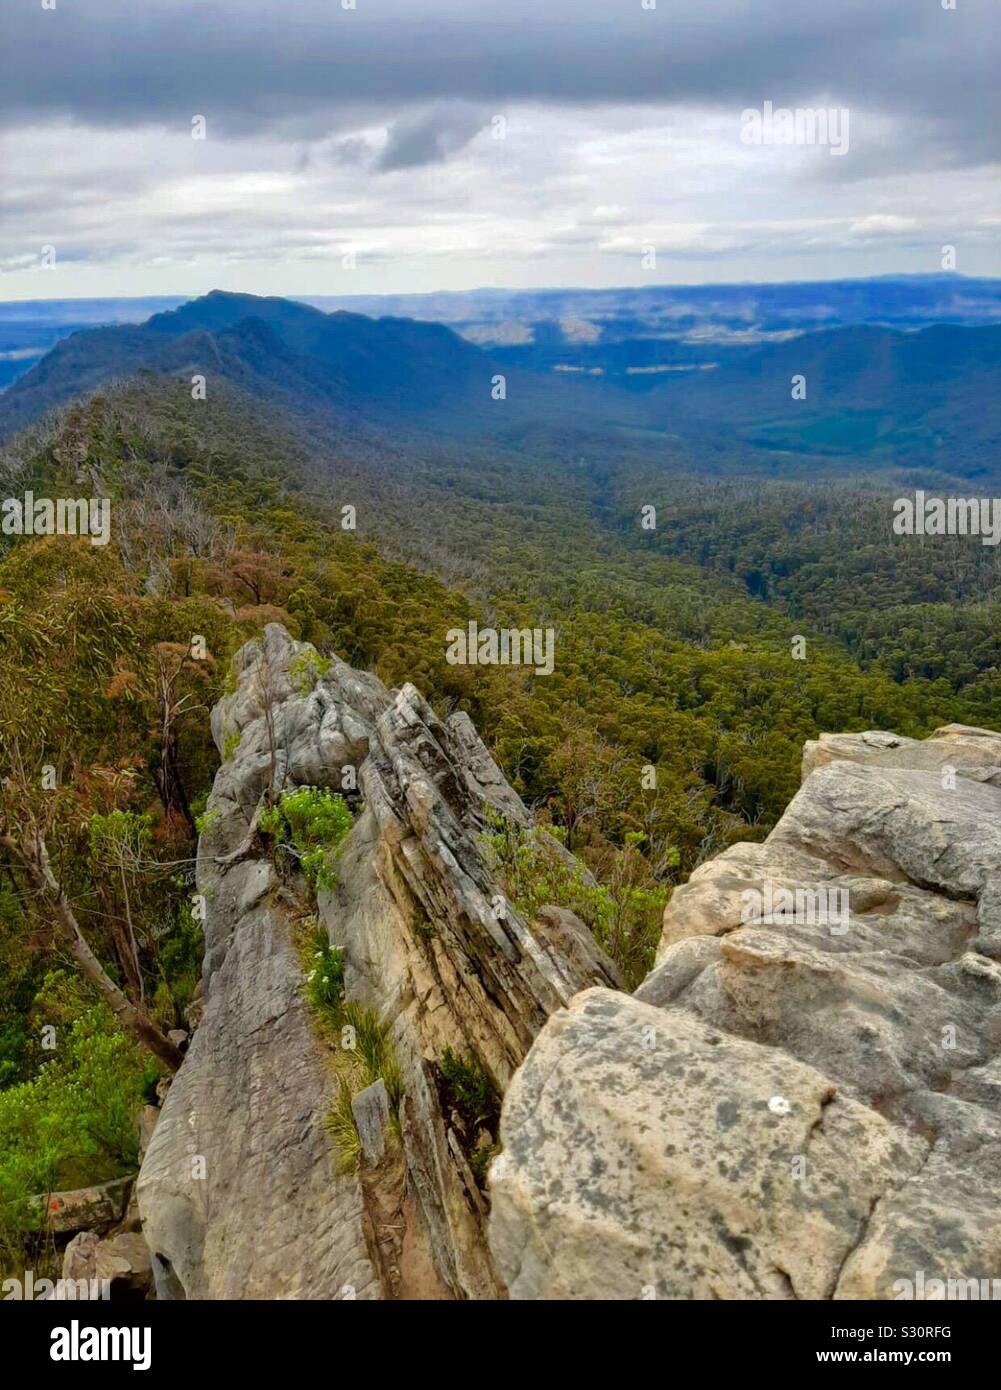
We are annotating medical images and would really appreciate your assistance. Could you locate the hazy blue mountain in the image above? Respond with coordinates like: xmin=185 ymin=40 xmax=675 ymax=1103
xmin=1 ymin=287 xmax=997 ymax=480
xmin=3 ymin=275 xmax=999 ymax=396
xmin=0 ymin=296 xmax=185 ymax=390
xmin=0 ymin=291 xmax=527 ymax=438
xmin=307 ymin=274 xmax=1001 ymax=345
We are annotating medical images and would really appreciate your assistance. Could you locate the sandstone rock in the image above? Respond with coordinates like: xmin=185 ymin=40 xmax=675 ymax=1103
xmin=30 ymin=1177 xmax=131 ymax=1234
xmin=489 ymin=989 xmax=927 ymax=1299
xmin=490 ymin=723 xmax=1001 ymax=1300
xmin=532 ymin=905 xmax=623 ymax=992
xmin=60 ymin=1231 xmax=100 ymax=1290
xmin=117 ymin=1185 xmax=144 ymax=1235
xmin=96 ymin=1232 xmax=153 ymax=1295
xmin=60 ymin=1229 xmax=153 ymax=1299
xmin=319 ymin=679 xmax=623 ymax=1297
xmin=136 ymin=892 xmax=380 ymax=1300
xmin=139 ymin=625 xmax=613 ymax=1300
xmin=352 ymin=1079 xmax=391 ymax=1165
xmin=802 ymin=722 xmax=1001 ymax=785
xmin=137 ymin=1105 xmax=160 ymax=1160
xmin=137 ymin=631 xmax=389 ymax=1300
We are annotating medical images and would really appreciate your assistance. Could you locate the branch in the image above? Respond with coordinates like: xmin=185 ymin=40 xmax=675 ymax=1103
xmin=1 ymin=829 xmax=182 ymax=1072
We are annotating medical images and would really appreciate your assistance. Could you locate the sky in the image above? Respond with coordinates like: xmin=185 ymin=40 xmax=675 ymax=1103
xmin=1 ymin=0 xmax=999 ymax=301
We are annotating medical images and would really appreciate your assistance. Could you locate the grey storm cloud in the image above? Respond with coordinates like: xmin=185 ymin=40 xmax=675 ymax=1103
xmin=376 ymin=103 xmax=488 ymax=172
xmin=2 ymin=0 xmax=998 ymax=170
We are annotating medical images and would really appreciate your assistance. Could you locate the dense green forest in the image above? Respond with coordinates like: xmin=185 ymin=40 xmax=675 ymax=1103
xmin=2 ymin=374 xmax=998 ymax=1272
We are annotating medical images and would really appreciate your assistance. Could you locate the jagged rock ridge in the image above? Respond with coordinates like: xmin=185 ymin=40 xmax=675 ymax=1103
xmin=137 ymin=625 xmax=617 ymax=1299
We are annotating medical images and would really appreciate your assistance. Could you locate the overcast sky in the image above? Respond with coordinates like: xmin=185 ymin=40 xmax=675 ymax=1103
xmin=1 ymin=0 xmax=998 ymax=300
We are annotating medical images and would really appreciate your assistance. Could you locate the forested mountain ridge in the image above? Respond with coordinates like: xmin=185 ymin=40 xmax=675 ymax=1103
xmin=5 ymin=273 xmax=996 ymax=400
xmin=3 ymin=291 xmax=1000 ymax=480
xmin=0 ymin=290 xmax=587 ymax=442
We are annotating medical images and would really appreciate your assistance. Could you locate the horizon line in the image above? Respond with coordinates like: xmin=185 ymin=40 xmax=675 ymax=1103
xmin=1 ymin=269 xmax=997 ymax=311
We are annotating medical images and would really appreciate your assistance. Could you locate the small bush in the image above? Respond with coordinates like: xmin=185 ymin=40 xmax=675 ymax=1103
xmin=438 ymin=1046 xmax=500 ymax=1134
xmin=340 ymin=1001 xmax=403 ymax=1117
xmin=294 ymin=939 xmax=404 ymax=1172
xmin=0 ymin=1002 xmax=150 ymax=1273
xmin=259 ymin=786 xmax=352 ymax=893
xmin=289 ymin=648 xmax=332 ymax=696
xmin=194 ymin=805 xmax=220 ymax=836
xmin=480 ymin=819 xmax=668 ymax=988
xmin=304 ymin=931 xmax=345 ymax=1015
xmin=325 ymin=1077 xmax=360 ymax=1175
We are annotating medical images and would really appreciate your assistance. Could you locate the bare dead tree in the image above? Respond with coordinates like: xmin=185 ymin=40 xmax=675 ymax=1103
xmin=0 ymin=823 xmax=183 ymax=1072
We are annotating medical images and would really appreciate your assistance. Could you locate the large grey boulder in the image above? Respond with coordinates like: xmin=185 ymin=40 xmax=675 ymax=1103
xmin=489 ymin=724 xmax=1001 ymax=1299
xmin=490 ymin=989 xmax=926 ymax=1299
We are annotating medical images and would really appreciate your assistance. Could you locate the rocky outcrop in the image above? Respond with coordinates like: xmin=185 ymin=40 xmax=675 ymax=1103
xmin=137 ymin=625 xmax=617 ymax=1299
xmin=61 ymin=1230 xmax=153 ymax=1299
xmin=30 ymin=1177 xmax=133 ymax=1235
xmin=488 ymin=724 xmax=1001 ymax=1299
xmin=136 ymin=621 xmax=1000 ymax=1301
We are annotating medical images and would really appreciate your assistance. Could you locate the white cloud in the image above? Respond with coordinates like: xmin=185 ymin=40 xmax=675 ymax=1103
xmin=0 ymin=96 xmax=997 ymax=299
xmin=849 ymin=214 xmax=920 ymax=234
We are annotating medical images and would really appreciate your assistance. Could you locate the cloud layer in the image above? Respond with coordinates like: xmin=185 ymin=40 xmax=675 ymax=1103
xmin=1 ymin=0 xmax=998 ymax=297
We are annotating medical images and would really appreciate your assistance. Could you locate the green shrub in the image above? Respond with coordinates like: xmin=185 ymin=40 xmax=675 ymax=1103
xmin=289 ymin=648 xmax=332 ymax=696
xmin=480 ymin=819 xmax=668 ymax=988
xmin=304 ymin=931 xmax=345 ymax=1015
xmin=259 ymin=786 xmax=353 ymax=893
xmin=194 ymin=805 xmax=220 ymax=836
xmin=438 ymin=1046 xmax=500 ymax=1134
xmin=295 ymin=932 xmax=403 ymax=1172
xmin=340 ymin=1001 xmax=403 ymax=1117
xmin=154 ymin=890 xmax=205 ymax=1021
xmin=0 ymin=1003 xmax=150 ymax=1272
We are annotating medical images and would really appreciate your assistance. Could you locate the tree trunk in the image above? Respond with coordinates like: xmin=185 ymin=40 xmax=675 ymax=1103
xmin=1 ymin=831 xmax=183 ymax=1072
xmin=156 ymin=718 xmax=196 ymax=834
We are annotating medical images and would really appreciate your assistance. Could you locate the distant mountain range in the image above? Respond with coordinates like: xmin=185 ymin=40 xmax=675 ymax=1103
xmin=309 ymin=273 xmax=1001 ymax=346
xmin=0 ymin=296 xmax=184 ymax=392
xmin=1 ymin=287 xmax=998 ymax=480
xmin=3 ymin=273 xmax=999 ymax=387
xmin=0 ymin=291 xmax=522 ymax=439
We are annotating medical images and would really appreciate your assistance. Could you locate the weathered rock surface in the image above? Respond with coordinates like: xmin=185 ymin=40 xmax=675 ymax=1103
xmin=352 ymin=1080 xmax=391 ymax=1165
xmin=138 ymin=624 xmax=617 ymax=1299
xmin=489 ymin=724 xmax=1001 ymax=1300
xmin=137 ymin=622 xmax=997 ymax=1301
xmin=320 ymin=678 xmax=621 ymax=1297
xmin=30 ymin=1176 xmax=132 ymax=1235
xmin=61 ymin=1229 xmax=153 ymax=1298
xmin=490 ymin=989 xmax=926 ymax=1300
